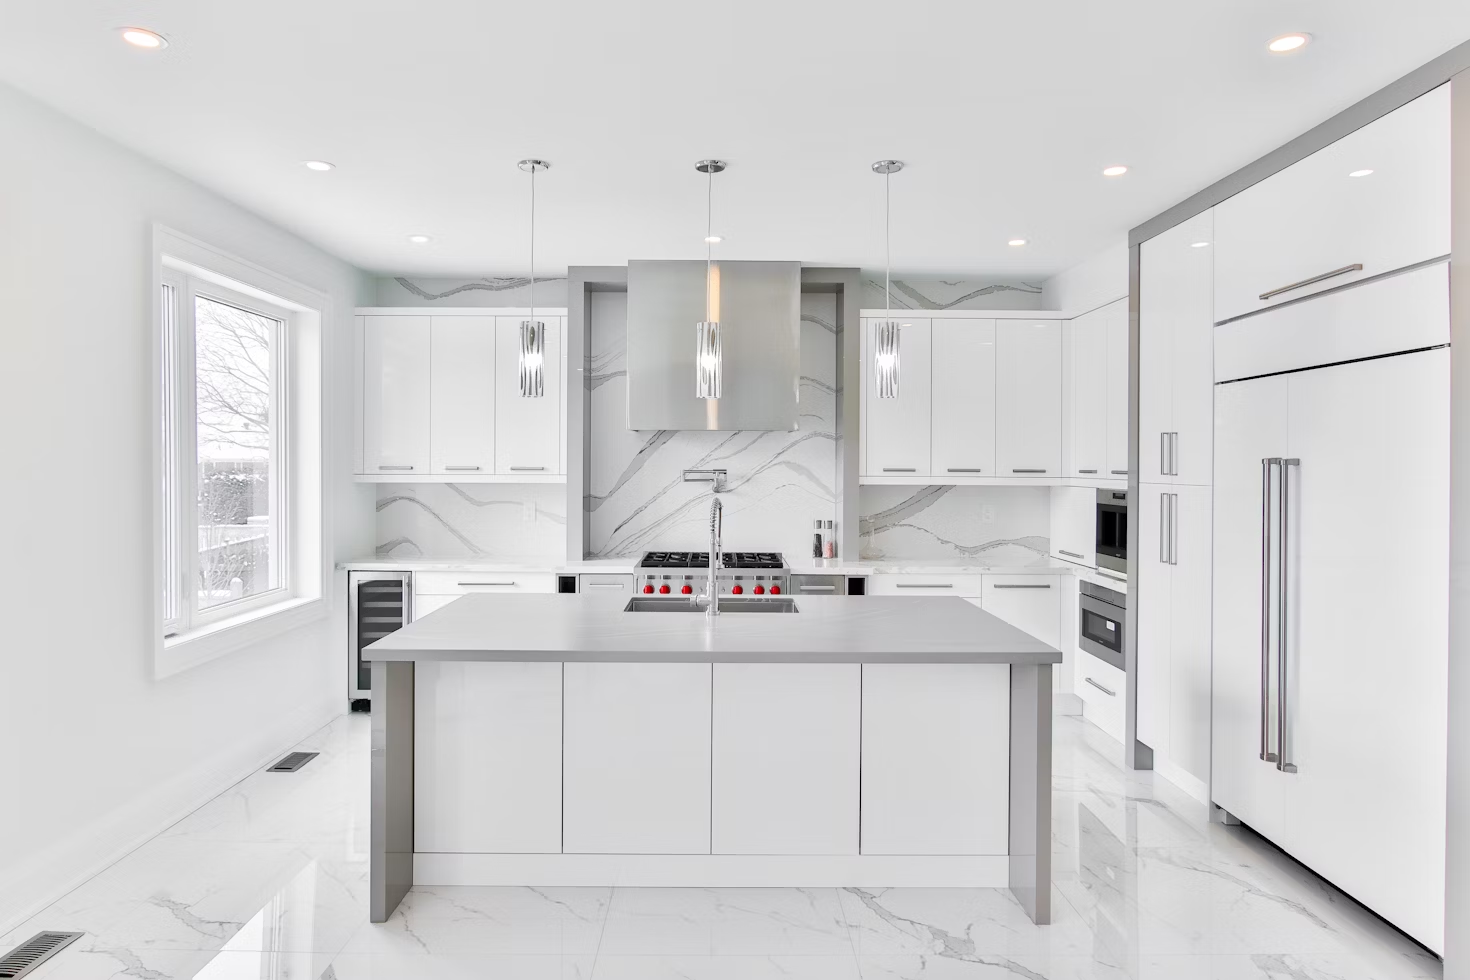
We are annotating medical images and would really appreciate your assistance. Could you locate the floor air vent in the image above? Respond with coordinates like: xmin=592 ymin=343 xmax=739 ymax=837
xmin=0 ymin=931 xmax=83 ymax=978
xmin=267 ymin=751 xmax=319 ymax=772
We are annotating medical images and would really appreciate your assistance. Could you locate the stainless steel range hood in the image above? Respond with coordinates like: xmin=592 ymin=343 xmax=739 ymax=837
xmin=626 ymin=259 xmax=800 ymax=431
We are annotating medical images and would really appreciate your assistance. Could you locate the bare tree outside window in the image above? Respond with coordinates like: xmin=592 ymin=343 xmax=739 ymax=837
xmin=194 ymin=295 xmax=279 ymax=607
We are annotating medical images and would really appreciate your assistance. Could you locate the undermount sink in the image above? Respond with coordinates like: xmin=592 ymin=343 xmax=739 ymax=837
xmin=623 ymin=597 xmax=800 ymax=614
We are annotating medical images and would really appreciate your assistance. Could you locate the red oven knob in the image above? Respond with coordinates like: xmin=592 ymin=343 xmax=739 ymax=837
xmin=769 ymin=585 xmax=781 ymax=595
xmin=731 ymin=585 xmax=743 ymax=595
xmin=681 ymin=584 xmax=693 ymax=594
xmin=753 ymin=585 xmax=765 ymax=594
xmin=658 ymin=584 xmax=671 ymax=594
xmin=643 ymin=584 xmax=655 ymax=594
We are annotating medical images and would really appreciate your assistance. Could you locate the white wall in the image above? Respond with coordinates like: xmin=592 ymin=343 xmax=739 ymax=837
xmin=1042 ymin=238 xmax=1130 ymax=313
xmin=0 ymin=80 xmax=373 ymax=932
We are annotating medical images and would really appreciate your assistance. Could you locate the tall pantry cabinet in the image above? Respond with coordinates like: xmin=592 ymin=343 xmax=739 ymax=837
xmin=1135 ymin=209 xmax=1214 ymax=797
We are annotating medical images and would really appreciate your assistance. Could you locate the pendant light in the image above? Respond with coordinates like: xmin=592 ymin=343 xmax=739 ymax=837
xmin=518 ymin=158 xmax=550 ymax=398
xmin=872 ymin=159 xmax=904 ymax=399
xmin=695 ymin=159 xmax=726 ymax=400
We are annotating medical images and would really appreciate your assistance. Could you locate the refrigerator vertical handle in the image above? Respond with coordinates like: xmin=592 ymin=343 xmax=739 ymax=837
xmin=1260 ymin=458 xmax=1277 ymax=763
xmin=1170 ymin=493 xmax=1179 ymax=565
xmin=1159 ymin=493 xmax=1169 ymax=564
xmin=1278 ymin=458 xmax=1300 ymax=774
xmin=1160 ymin=432 xmax=1168 ymax=477
xmin=1170 ymin=433 xmax=1179 ymax=477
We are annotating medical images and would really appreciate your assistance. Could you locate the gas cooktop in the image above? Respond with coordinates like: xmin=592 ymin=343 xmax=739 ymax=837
xmin=639 ymin=551 xmax=786 ymax=569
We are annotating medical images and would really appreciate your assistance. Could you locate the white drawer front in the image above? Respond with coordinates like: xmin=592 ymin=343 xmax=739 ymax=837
xmin=579 ymin=573 xmax=635 ymax=593
xmin=867 ymin=573 xmax=984 ymax=598
xmin=1076 ymin=650 xmax=1125 ymax=741
xmin=414 ymin=570 xmax=557 ymax=596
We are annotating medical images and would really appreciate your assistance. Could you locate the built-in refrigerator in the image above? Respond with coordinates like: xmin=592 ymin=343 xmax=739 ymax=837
xmin=1210 ymin=262 xmax=1450 ymax=953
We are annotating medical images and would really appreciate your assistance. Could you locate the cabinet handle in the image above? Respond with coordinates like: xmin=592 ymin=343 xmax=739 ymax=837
xmin=1012 ymin=468 xmax=1046 ymax=474
xmin=1277 ymin=458 xmax=1301 ymax=774
xmin=583 ymin=582 xmax=626 ymax=589
xmin=1160 ymin=432 xmax=1168 ymax=476
xmin=1085 ymin=677 xmax=1117 ymax=698
xmin=1058 ymin=550 xmax=1085 ymax=560
xmin=798 ymin=584 xmax=836 ymax=591
xmin=1260 ymin=457 xmax=1278 ymax=763
xmin=1170 ymin=493 xmax=1179 ymax=566
xmin=896 ymin=583 xmax=952 ymax=589
xmin=378 ymin=464 xmax=414 ymax=471
xmin=458 ymin=581 xmax=516 ymax=587
xmin=882 ymin=467 xmax=917 ymax=473
xmin=1110 ymin=469 xmax=1129 ymax=476
xmin=1097 ymin=568 xmax=1126 ymax=582
xmin=947 ymin=468 xmax=984 ymax=473
xmin=444 ymin=465 xmax=482 ymax=471
xmin=1259 ymin=263 xmax=1363 ymax=301
xmin=1078 ymin=469 xmax=1098 ymax=475
xmin=1160 ymin=495 xmax=1169 ymax=565
xmin=1170 ymin=433 xmax=1179 ymax=476
xmin=992 ymin=583 xmax=1051 ymax=590
xmin=510 ymin=466 xmax=546 ymax=472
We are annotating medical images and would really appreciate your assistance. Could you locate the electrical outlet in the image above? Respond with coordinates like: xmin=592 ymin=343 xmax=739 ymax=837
xmin=523 ymin=501 xmax=536 ymax=523
xmin=981 ymin=505 xmax=996 ymax=525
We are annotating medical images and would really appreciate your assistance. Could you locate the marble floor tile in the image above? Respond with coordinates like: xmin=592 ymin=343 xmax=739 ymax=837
xmin=592 ymin=953 xmax=863 ymax=979
xmin=597 ymin=887 xmax=854 ymax=956
xmin=839 ymin=887 xmax=1108 ymax=961
xmin=324 ymin=950 xmax=595 ymax=979
xmin=340 ymin=886 xmax=610 ymax=956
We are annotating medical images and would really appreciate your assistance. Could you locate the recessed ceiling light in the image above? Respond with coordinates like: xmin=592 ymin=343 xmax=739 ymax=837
xmin=303 ymin=160 xmax=335 ymax=172
xmin=1190 ymin=241 xmax=1211 ymax=248
xmin=1102 ymin=165 xmax=1128 ymax=177
xmin=120 ymin=27 xmax=167 ymax=49
xmin=1268 ymin=33 xmax=1310 ymax=53
xmin=1008 ymin=239 xmax=1028 ymax=247
xmin=1349 ymin=169 xmax=1374 ymax=178
xmin=407 ymin=235 xmax=432 ymax=244
xmin=704 ymin=235 xmax=723 ymax=244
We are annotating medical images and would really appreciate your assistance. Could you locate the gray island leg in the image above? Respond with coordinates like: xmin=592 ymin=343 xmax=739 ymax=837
xmin=370 ymin=660 xmax=415 ymax=922
xmin=1008 ymin=663 xmax=1052 ymax=924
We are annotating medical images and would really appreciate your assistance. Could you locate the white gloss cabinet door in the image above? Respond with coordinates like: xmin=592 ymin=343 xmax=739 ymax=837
xmin=712 ymin=664 xmax=860 ymax=855
xmin=864 ymin=318 xmax=932 ymax=476
xmin=429 ymin=316 xmax=495 ymax=475
xmin=1282 ymin=349 xmax=1448 ymax=954
xmin=1167 ymin=484 xmax=1213 ymax=785
xmin=1104 ymin=300 xmax=1131 ymax=479
xmin=363 ymin=315 xmax=431 ymax=475
xmin=1068 ymin=312 xmax=1108 ymax=478
xmin=860 ymin=664 xmax=1009 ymax=855
xmin=1049 ymin=486 xmax=1096 ymax=568
xmin=1213 ymin=86 xmax=1450 ymax=323
xmin=931 ymin=319 xmax=996 ymax=477
xmin=1135 ymin=483 xmax=1171 ymax=754
xmin=563 ymin=662 xmax=712 ymax=854
xmin=995 ymin=320 xmax=1061 ymax=477
xmin=981 ymin=576 xmax=1060 ymax=649
xmin=494 ymin=316 xmax=562 ymax=475
xmin=414 ymin=662 xmax=562 ymax=853
xmin=1210 ymin=373 xmax=1290 ymax=846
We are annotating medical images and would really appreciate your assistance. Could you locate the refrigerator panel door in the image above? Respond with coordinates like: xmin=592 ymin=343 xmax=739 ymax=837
xmin=1283 ymin=348 xmax=1449 ymax=954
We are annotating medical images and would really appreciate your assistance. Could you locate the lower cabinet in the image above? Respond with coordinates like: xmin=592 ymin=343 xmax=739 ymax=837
xmin=1075 ymin=651 xmax=1125 ymax=742
xmin=859 ymin=664 xmax=1009 ymax=855
xmin=414 ymin=661 xmax=563 ymax=853
xmin=711 ymin=664 xmax=860 ymax=855
xmin=981 ymin=575 xmax=1061 ymax=649
xmin=562 ymin=662 xmax=713 ymax=854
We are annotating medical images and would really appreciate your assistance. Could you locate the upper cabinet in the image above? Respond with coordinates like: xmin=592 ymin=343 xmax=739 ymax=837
xmin=995 ymin=320 xmax=1062 ymax=477
xmin=363 ymin=315 xmax=432 ymax=476
xmin=1213 ymin=85 xmax=1450 ymax=323
xmin=1140 ymin=210 xmax=1214 ymax=486
xmin=863 ymin=318 xmax=932 ymax=476
xmin=931 ymin=319 xmax=996 ymax=477
xmin=357 ymin=310 xmax=566 ymax=481
xmin=1065 ymin=301 xmax=1128 ymax=480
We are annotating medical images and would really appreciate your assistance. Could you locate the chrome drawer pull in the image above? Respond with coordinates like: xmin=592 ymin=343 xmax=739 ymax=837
xmin=458 ymin=581 xmax=516 ymax=587
xmin=799 ymin=585 xmax=836 ymax=591
xmin=1012 ymin=468 xmax=1046 ymax=474
xmin=993 ymin=583 xmax=1051 ymax=590
xmin=444 ymin=465 xmax=482 ymax=471
xmin=896 ymin=583 xmax=952 ymax=589
xmin=378 ymin=464 xmax=414 ymax=471
xmin=1110 ymin=469 xmax=1129 ymax=476
xmin=947 ymin=467 xmax=984 ymax=473
xmin=510 ymin=466 xmax=546 ymax=472
xmin=1259 ymin=263 xmax=1363 ymax=301
xmin=882 ymin=467 xmax=917 ymax=473
xmin=1085 ymin=677 xmax=1116 ymax=697
xmin=584 ymin=582 xmax=626 ymax=589
xmin=1058 ymin=550 xmax=1084 ymax=559
xmin=1078 ymin=469 xmax=1098 ymax=474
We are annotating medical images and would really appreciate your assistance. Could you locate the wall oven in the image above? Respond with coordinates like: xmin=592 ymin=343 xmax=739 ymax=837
xmin=1096 ymin=489 xmax=1128 ymax=574
xmin=1078 ymin=580 xmax=1126 ymax=672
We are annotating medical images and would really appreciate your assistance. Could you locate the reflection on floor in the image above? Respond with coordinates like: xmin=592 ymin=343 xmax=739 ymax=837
xmin=1 ymin=713 xmax=1441 ymax=979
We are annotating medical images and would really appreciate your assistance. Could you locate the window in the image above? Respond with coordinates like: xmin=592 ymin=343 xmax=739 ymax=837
xmin=161 ymin=272 xmax=293 ymax=635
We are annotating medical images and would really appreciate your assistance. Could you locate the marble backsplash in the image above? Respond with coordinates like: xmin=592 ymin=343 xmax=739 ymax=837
xmin=859 ymin=277 xmax=1043 ymax=311
xmin=375 ymin=483 xmax=566 ymax=559
xmin=375 ymin=276 xmax=569 ymax=308
xmin=859 ymin=485 xmax=1050 ymax=562
xmin=585 ymin=290 xmax=837 ymax=558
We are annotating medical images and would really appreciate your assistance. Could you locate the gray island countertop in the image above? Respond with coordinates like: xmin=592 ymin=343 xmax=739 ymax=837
xmin=364 ymin=593 xmax=1061 ymax=664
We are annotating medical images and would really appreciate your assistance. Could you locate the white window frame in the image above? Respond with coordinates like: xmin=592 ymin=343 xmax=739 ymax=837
xmin=161 ymin=273 xmax=293 ymax=632
xmin=153 ymin=226 xmax=330 ymax=678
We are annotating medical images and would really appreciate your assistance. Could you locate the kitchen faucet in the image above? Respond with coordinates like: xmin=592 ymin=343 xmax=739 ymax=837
xmin=682 ymin=469 xmax=726 ymax=618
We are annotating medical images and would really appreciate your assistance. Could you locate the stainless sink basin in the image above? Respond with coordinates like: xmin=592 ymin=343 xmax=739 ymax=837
xmin=623 ymin=597 xmax=799 ymax=614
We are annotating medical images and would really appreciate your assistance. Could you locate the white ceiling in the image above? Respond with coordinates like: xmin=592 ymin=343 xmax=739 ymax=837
xmin=2 ymin=1 xmax=1467 ymax=279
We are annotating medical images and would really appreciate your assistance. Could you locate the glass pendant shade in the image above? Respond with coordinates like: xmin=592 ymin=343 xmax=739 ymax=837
xmin=519 ymin=319 xmax=545 ymax=398
xmin=874 ymin=319 xmax=900 ymax=399
xmin=695 ymin=319 xmax=722 ymax=399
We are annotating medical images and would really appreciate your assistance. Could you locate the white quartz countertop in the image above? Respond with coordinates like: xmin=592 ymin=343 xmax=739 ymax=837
xmin=363 ymin=593 xmax=1062 ymax=665
xmin=337 ymin=556 xmax=1085 ymax=577
xmin=337 ymin=557 xmax=638 ymax=574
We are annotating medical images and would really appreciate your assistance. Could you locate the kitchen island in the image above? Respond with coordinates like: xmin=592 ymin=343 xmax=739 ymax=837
xmin=364 ymin=592 xmax=1060 ymax=925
